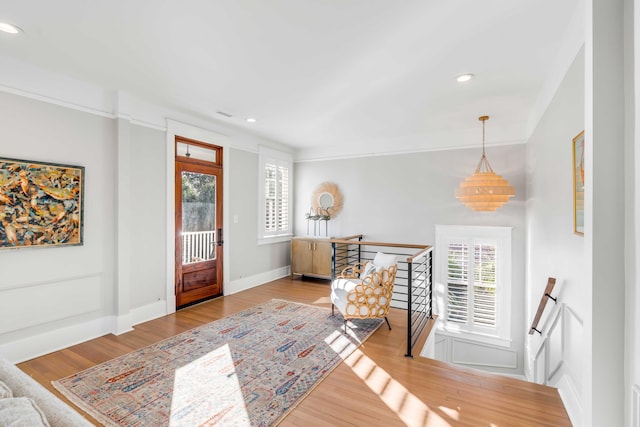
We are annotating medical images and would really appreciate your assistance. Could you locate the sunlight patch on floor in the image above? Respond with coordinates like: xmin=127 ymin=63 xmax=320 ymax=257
xmin=345 ymin=348 xmax=455 ymax=427
xmin=325 ymin=329 xmax=364 ymax=359
xmin=312 ymin=296 xmax=332 ymax=305
xmin=171 ymin=344 xmax=250 ymax=426
xmin=438 ymin=406 xmax=460 ymax=421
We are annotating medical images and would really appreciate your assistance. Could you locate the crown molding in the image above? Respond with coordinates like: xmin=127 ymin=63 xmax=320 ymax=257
xmin=0 ymin=55 xmax=296 ymax=156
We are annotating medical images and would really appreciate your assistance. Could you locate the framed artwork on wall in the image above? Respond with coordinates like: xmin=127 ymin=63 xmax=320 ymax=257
xmin=572 ymin=131 xmax=585 ymax=236
xmin=0 ymin=157 xmax=84 ymax=249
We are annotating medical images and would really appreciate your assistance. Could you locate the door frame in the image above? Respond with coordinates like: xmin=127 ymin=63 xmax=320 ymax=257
xmin=175 ymin=142 xmax=223 ymax=307
xmin=165 ymin=120 xmax=230 ymax=315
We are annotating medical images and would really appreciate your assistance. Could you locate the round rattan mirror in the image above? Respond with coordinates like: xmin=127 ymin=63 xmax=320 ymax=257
xmin=311 ymin=182 xmax=343 ymax=219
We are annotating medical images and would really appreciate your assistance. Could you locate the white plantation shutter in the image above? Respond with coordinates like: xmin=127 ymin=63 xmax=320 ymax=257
xmin=473 ymin=244 xmax=497 ymax=328
xmin=259 ymin=147 xmax=292 ymax=240
xmin=447 ymin=243 xmax=469 ymax=324
xmin=264 ymin=162 xmax=277 ymax=233
xmin=436 ymin=226 xmax=511 ymax=343
xmin=447 ymin=243 xmax=497 ymax=328
xmin=277 ymin=165 xmax=289 ymax=231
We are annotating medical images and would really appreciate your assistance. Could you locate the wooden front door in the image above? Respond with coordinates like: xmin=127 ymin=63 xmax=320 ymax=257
xmin=175 ymin=137 xmax=223 ymax=308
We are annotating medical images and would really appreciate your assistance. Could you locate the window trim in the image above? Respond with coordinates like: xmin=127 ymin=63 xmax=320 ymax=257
xmin=258 ymin=146 xmax=293 ymax=244
xmin=435 ymin=225 xmax=512 ymax=348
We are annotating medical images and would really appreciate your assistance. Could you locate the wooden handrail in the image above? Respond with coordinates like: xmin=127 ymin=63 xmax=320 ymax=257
xmin=333 ymin=234 xmax=363 ymax=241
xmin=406 ymin=246 xmax=433 ymax=263
xmin=529 ymin=277 xmax=557 ymax=335
xmin=329 ymin=238 xmax=429 ymax=250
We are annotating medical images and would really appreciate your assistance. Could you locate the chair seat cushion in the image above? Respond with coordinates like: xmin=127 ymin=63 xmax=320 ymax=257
xmin=331 ymin=278 xmax=388 ymax=317
xmin=331 ymin=278 xmax=361 ymax=314
xmin=331 ymin=253 xmax=398 ymax=320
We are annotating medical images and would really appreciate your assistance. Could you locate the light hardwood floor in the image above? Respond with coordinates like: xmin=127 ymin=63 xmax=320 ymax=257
xmin=18 ymin=277 xmax=571 ymax=426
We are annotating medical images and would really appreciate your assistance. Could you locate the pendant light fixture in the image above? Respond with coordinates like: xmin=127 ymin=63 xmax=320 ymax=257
xmin=455 ymin=115 xmax=515 ymax=211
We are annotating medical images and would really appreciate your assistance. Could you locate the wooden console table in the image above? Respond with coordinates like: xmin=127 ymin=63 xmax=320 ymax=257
xmin=291 ymin=236 xmax=333 ymax=279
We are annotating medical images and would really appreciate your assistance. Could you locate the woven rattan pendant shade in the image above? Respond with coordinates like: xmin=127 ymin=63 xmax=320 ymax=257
xmin=455 ymin=116 xmax=515 ymax=211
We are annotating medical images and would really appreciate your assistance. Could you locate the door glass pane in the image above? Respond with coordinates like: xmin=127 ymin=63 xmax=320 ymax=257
xmin=181 ymin=171 xmax=216 ymax=265
xmin=177 ymin=142 xmax=217 ymax=162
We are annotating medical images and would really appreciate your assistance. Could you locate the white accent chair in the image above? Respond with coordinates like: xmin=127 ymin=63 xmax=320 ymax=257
xmin=330 ymin=252 xmax=398 ymax=333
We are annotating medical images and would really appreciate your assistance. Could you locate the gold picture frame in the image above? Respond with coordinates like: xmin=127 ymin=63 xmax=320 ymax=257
xmin=572 ymin=131 xmax=585 ymax=236
xmin=0 ymin=157 xmax=84 ymax=249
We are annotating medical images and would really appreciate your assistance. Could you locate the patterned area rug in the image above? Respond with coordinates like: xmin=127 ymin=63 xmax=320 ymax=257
xmin=53 ymin=299 xmax=382 ymax=426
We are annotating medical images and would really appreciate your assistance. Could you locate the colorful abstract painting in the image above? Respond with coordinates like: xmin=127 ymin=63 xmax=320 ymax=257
xmin=0 ymin=157 xmax=84 ymax=249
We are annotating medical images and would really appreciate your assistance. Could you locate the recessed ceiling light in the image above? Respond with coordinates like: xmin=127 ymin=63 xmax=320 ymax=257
xmin=456 ymin=74 xmax=475 ymax=83
xmin=0 ymin=22 xmax=22 ymax=34
xmin=246 ymin=118 xmax=257 ymax=123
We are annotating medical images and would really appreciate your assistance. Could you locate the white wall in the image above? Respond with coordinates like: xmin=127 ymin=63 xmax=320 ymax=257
xmin=525 ymin=48 xmax=586 ymax=424
xmin=0 ymin=87 xmax=295 ymax=362
xmin=527 ymin=1 xmax=634 ymax=423
xmin=0 ymin=91 xmax=116 ymax=361
xmin=228 ymin=148 xmax=290 ymax=292
xmin=294 ymin=144 xmax=527 ymax=375
xmin=629 ymin=0 xmax=639 ymax=425
xmin=129 ymin=124 xmax=167 ymax=308
xmin=295 ymin=146 xmax=525 ymax=243
xmin=586 ymin=1 xmax=626 ymax=425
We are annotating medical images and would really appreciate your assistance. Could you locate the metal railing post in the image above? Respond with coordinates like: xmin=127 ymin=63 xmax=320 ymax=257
xmin=405 ymin=260 xmax=414 ymax=358
xmin=331 ymin=242 xmax=336 ymax=281
xmin=429 ymin=250 xmax=434 ymax=318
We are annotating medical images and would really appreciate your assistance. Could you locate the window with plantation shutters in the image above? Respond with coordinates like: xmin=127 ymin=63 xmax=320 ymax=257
xmin=264 ymin=162 xmax=277 ymax=233
xmin=259 ymin=147 xmax=292 ymax=242
xmin=447 ymin=243 xmax=469 ymax=324
xmin=473 ymin=244 xmax=497 ymax=328
xmin=436 ymin=226 xmax=511 ymax=345
xmin=277 ymin=164 xmax=289 ymax=231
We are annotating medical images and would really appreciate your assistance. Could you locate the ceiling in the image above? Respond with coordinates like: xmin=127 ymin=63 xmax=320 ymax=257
xmin=0 ymin=1 xmax=582 ymax=160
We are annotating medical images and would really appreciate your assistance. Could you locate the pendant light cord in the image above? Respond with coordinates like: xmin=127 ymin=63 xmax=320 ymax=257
xmin=475 ymin=116 xmax=493 ymax=173
xmin=482 ymin=118 xmax=486 ymax=157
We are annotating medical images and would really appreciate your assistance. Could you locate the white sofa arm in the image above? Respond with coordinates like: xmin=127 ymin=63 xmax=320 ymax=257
xmin=0 ymin=357 xmax=93 ymax=426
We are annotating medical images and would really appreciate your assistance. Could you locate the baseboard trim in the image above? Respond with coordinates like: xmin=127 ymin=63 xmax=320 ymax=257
xmin=226 ymin=266 xmax=291 ymax=296
xmin=633 ymin=384 xmax=639 ymax=427
xmin=130 ymin=300 xmax=168 ymax=329
xmin=555 ymin=373 xmax=582 ymax=427
xmin=114 ymin=313 xmax=135 ymax=336
xmin=494 ymin=372 xmax=527 ymax=381
xmin=0 ymin=316 xmax=116 ymax=364
xmin=0 ymin=268 xmax=292 ymax=363
xmin=0 ymin=300 xmax=171 ymax=363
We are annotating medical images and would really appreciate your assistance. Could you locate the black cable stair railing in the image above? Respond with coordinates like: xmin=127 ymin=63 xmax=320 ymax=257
xmin=330 ymin=235 xmax=434 ymax=358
